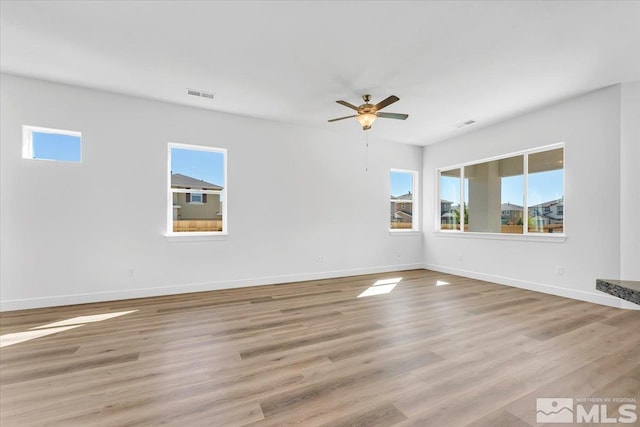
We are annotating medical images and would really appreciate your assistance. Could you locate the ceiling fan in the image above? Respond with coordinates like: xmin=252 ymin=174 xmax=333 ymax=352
xmin=328 ymin=94 xmax=409 ymax=130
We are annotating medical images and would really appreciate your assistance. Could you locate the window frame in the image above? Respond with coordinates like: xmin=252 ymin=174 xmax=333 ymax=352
xmin=389 ymin=168 xmax=420 ymax=233
xmin=166 ymin=142 xmax=228 ymax=237
xmin=435 ymin=143 xmax=565 ymax=241
xmin=22 ymin=125 xmax=82 ymax=163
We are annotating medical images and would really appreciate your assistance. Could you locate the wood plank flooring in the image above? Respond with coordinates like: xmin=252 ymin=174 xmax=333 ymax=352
xmin=1 ymin=269 xmax=638 ymax=426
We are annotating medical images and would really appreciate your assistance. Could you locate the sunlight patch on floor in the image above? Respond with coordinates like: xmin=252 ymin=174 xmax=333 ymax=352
xmin=0 ymin=310 xmax=138 ymax=348
xmin=358 ymin=277 xmax=402 ymax=298
xmin=0 ymin=325 xmax=83 ymax=348
xmin=32 ymin=310 xmax=138 ymax=329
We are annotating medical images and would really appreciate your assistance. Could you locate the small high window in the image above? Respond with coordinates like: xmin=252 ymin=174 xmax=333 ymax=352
xmin=22 ymin=126 xmax=81 ymax=162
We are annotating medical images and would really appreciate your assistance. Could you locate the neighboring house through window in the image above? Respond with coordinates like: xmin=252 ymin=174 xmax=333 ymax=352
xmin=168 ymin=143 xmax=226 ymax=234
xmin=439 ymin=169 xmax=462 ymax=231
xmin=390 ymin=169 xmax=419 ymax=231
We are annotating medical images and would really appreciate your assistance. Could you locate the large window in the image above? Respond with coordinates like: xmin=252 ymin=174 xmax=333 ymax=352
xmin=22 ymin=125 xmax=82 ymax=162
xmin=437 ymin=144 xmax=563 ymax=235
xmin=168 ymin=143 xmax=227 ymax=234
xmin=390 ymin=169 xmax=418 ymax=231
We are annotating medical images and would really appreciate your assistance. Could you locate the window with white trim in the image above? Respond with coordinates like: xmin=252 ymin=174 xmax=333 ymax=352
xmin=188 ymin=192 xmax=204 ymax=204
xmin=390 ymin=169 xmax=418 ymax=231
xmin=168 ymin=143 xmax=227 ymax=234
xmin=437 ymin=144 xmax=564 ymax=235
xmin=22 ymin=125 xmax=82 ymax=162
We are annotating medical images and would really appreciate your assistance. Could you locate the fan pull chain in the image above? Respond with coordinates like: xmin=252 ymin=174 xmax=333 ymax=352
xmin=365 ymin=131 xmax=369 ymax=172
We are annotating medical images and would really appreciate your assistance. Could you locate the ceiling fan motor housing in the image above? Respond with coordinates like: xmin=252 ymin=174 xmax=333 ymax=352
xmin=358 ymin=104 xmax=375 ymax=114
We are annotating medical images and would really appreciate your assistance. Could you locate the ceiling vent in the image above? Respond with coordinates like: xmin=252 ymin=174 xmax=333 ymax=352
xmin=187 ymin=88 xmax=215 ymax=99
xmin=454 ymin=120 xmax=476 ymax=128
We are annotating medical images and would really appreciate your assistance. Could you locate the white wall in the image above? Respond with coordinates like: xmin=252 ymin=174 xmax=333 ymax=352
xmin=0 ymin=74 xmax=423 ymax=311
xmin=422 ymin=84 xmax=638 ymax=309
xmin=2 ymin=74 xmax=635 ymax=312
xmin=620 ymin=82 xmax=640 ymax=280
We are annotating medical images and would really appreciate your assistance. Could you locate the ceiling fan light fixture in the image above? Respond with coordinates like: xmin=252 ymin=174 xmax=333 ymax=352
xmin=357 ymin=112 xmax=377 ymax=130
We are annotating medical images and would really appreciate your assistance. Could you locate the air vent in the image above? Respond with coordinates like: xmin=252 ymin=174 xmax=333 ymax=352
xmin=454 ymin=119 xmax=476 ymax=128
xmin=187 ymin=88 xmax=215 ymax=100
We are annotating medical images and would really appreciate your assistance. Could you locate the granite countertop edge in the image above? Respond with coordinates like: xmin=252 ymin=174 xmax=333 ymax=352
xmin=596 ymin=279 xmax=640 ymax=305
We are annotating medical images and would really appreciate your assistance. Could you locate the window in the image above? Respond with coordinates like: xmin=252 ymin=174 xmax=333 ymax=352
xmin=527 ymin=147 xmax=564 ymax=233
xmin=22 ymin=125 xmax=81 ymax=162
xmin=440 ymin=168 xmax=461 ymax=230
xmin=390 ymin=169 xmax=418 ymax=231
xmin=168 ymin=143 xmax=226 ymax=234
xmin=188 ymin=192 xmax=204 ymax=204
xmin=437 ymin=144 xmax=564 ymax=235
xmin=465 ymin=155 xmax=524 ymax=233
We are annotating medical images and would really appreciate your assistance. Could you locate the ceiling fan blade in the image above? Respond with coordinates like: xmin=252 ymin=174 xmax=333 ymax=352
xmin=336 ymin=100 xmax=359 ymax=111
xmin=377 ymin=112 xmax=409 ymax=120
xmin=373 ymin=95 xmax=400 ymax=111
xmin=328 ymin=114 xmax=358 ymax=122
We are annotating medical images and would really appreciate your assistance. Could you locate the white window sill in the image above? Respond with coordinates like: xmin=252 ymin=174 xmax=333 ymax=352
xmin=433 ymin=231 xmax=566 ymax=243
xmin=389 ymin=230 xmax=421 ymax=236
xmin=164 ymin=232 xmax=228 ymax=242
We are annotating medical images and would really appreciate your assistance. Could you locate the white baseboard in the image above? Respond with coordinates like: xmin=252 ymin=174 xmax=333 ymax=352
xmin=423 ymin=263 xmax=639 ymax=310
xmin=0 ymin=263 xmax=424 ymax=311
xmin=5 ymin=262 xmax=636 ymax=312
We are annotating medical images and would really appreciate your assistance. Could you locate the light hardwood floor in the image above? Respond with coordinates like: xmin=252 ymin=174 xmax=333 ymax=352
xmin=1 ymin=269 xmax=638 ymax=426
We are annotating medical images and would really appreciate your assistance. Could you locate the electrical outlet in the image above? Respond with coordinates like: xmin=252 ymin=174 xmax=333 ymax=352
xmin=396 ymin=251 xmax=401 ymax=258
xmin=128 ymin=268 xmax=134 ymax=278
xmin=556 ymin=266 xmax=564 ymax=276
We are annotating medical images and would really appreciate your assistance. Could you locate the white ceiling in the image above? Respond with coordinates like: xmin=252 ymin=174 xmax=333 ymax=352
xmin=2 ymin=1 xmax=639 ymax=145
